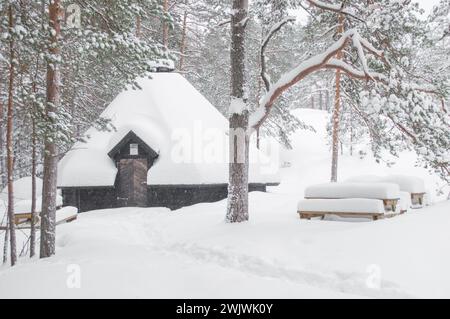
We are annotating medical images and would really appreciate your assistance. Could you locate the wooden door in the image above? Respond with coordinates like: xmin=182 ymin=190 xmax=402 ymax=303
xmin=117 ymin=159 xmax=148 ymax=207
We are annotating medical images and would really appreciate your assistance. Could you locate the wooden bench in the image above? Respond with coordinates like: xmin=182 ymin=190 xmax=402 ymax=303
xmin=299 ymin=211 xmax=383 ymax=221
xmin=411 ymin=192 xmax=426 ymax=207
xmin=14 ymin=213 xmax=40 ymax=226
xmin=346 ymin=175 xmax=427 ymax=209
xmin=13 ymin=205 xmax=69 ymax=226
xmin=303 ymin=182 xmax=402 ymax=214
xmin=298 ymin=210 xmax=403 ymax=221
xmin=297 ymin=198 xmax=404 ymax=222
xmin=56 ymin=213 xmax=77 ymax=225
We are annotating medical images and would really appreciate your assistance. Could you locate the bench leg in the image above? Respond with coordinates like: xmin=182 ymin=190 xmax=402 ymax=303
xmin=299 ymin=212 xmax=314 ymax=220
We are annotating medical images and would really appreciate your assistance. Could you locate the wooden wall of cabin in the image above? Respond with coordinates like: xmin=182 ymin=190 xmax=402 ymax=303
xmin=61 ymin=183 xmax=268 ymax=212
xmin=61 ymin=187 xmax=117 ymax=212
xmin=147 ymin=183 xmax=267 ymax=210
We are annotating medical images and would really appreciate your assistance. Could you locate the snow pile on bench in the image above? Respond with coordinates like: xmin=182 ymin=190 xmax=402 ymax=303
xmin=14 ymin=195 xmax=63 ymax=215
xmin=56 ymin=206 xmax=78 ymax=224
xmin=0 ymin=176 xmax=63 ymax=214
xmin=346 ymin=174 xmax=425 ymax=194
xmin=382 ymin=175 xmax=425 ymax=194
xmin=298 ymin=198 xmax=385 ymax=215
xmin=346 ymin=175 xmax=383 ymax=183
xmin=304 ymin=182 xmax=400 ymax=200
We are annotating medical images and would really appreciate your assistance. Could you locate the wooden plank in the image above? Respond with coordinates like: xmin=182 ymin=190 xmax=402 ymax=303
xmin=55 ymin=214 xmax=77 ymax=225
xmin=2 ymin=213 xmax=76 ymax=230
xmin=298 ymin=211 xmax=386 ymax=221
xmin=305 ymin=197 xmax=400 ymax=201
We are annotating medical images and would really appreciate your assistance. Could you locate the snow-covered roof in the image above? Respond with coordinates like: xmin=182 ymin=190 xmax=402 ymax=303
xmin=58 ymin=72 xmax=280 ymax=187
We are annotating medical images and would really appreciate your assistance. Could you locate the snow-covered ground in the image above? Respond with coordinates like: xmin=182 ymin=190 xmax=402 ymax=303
xmin=0 ymin=109 xmax=448 ymax=298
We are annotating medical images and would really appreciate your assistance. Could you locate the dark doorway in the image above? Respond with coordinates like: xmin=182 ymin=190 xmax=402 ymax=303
xmin=117 ymin=158 xmax=148 ymax=207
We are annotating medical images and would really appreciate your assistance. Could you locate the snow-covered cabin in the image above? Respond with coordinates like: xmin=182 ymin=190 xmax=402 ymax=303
xmin=58 ymin=70 xmax=280 ymax=212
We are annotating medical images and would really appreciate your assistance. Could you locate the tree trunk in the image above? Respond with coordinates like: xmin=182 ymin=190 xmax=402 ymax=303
xmin=178 ymin=10 xmax=188 ymax=71
xmin=319 ymin=90 xmax=323 ymax=110
xmin=162 ymin=0 xmax=169 ymax=47
xmin=330 ymin=15 xmax=344 ymax=183
xmin=226 ymin=0 xmax=249 ymax=223
xmin=6 ymin=4 xmax=17 ymax=266
xmin=0 ymin=12 xmax=5 ymax=190
xmin=30 ymin=120 xmax=37 ymax=258
xmin=350 ymin=103 xmax=353 ymax=156
xmin=326 ymin=90 xmax=330 ymax=112
xmin=40 ymin=0 xmax=61 ymax=259
xmin=256 ymin=128 xmax=260 ymax=149
xmin=0 ymin=71 xmax=5 ymax=189
xmin=136 ymin=15 xmax=141 ymax=39
xmin=2 ymin=215 xmax=9 ymax=264
xmin=30 ymin=53 xmax=40 ymax=258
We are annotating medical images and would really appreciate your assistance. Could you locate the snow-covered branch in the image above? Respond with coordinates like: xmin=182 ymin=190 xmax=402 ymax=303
xmin=324 ymin=59 xmax=386 ymax=82
xmin=261 ymin=16 xmax=296 ymax=92
xmin=305 ymin=0 xmax=364 ymax=22
xmin=251 ymin=29 xmax=386 ymax=130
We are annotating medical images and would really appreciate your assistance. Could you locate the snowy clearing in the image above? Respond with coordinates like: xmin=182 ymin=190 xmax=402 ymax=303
xmin=0 ymin=194 xmax=449 ymax=298
xmin=0 ymin=109 xmax=448 ymax=299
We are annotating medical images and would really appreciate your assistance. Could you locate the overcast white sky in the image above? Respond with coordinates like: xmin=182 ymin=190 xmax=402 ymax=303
xmin=417 ymin=0 xmax=441 ymax=15
xmin=294 ymin=0 xmax=442 ymax=23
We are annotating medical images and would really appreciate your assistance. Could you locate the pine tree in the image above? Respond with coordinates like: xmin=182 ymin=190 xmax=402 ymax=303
xmin=40 ymin=0 xmax=62 ymax=258
xmin=5 ymin=2 xmax=17 ymax=266
xmin=330 ymin=14 xmax=344 ymax=182
xmin=226 ymin=0 xmax=249 ymax=223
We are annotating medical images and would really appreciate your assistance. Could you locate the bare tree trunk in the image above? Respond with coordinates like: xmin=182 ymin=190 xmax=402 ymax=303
xmin=40 ymin=0 xmax=61 ymax=259
xmin=0 ymin=71 xmax=5 ymax=189
xmin=136 ymin=15 xmax=141 ymax=39
xmin=30 ymin=120 xmax=37 ymax=258
xmin=326 ymin=90 xmax=330 ymax=112
xmin=330 ymin=14 xmax=344 ymax=183
xmin=0 ymin=16 xmax=5 ymax=190
xmin=6 ymin=4 xmax=17 ymax=266
xmin=319 ymin=90 xmax=323 ymax=110
xmin=162 ymin=0 xmax=169 ymax=47
xmin=350 ymin=103 xmax=353 ymax=156
xmin=2 ymin=215 xmax=9 ymax=264
xmin=30 ymin=53 xmax=40 ymax=258
xmin=256 ymin=128 xmax=260 ymax=149
xmin=178 ymin=10 xmax=188 ymax=71
xmin=311 ymin=95 xmax=315 ymax=109
xmin=226 ymin=0 xmax=249 ymax=223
